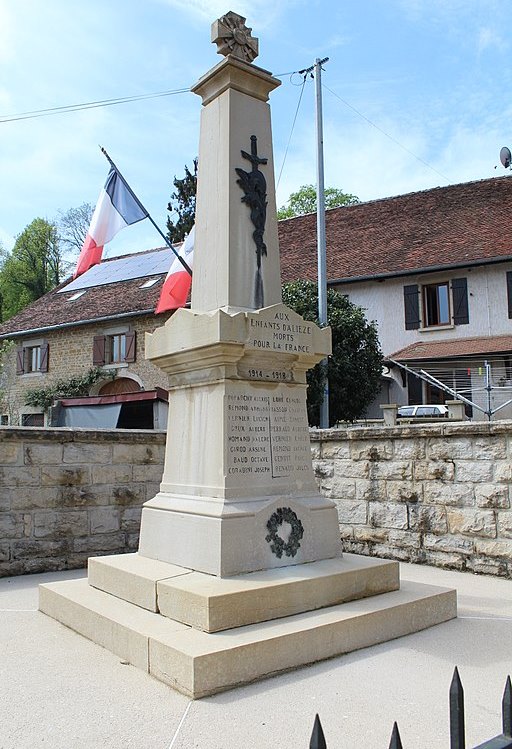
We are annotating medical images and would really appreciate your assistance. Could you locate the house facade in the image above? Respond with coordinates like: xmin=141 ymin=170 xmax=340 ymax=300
xmin=278 ymin=175 xmax=512 ymax=420
xmin=0 ymin=249 xmax=173 ymax=427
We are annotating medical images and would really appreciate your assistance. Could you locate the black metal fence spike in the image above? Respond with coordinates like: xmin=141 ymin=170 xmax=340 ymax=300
xmin=310 ymin=714 xmax=327 ymax=749
xmin=388 ymin=722 xmax=403 ymax=749
xmin=450 ymin=666 xmax=466 ymax=749
xmin=503 ymin=675 xmax=512 ymax=738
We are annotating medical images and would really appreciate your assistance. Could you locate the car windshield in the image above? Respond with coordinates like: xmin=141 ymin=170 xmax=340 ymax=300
xmin=398 ymin=407 xmax=414 ymax=416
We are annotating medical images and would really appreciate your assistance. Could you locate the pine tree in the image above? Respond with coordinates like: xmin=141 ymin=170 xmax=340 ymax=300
xmin=166 ymin=159 xmax=198 ymax=243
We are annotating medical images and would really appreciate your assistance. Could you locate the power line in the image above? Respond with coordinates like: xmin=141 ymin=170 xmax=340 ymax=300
xmin=0 ymin=70 xmax=298 ymax=125
xmin=0 ymin=87 xmax=190 ymax=124
xmin=276 ymin=73 xmax=308 ymax=189
xmin=322 ymin=82 xmax=451 ymax=184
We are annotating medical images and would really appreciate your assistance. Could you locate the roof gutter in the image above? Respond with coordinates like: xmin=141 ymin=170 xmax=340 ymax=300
xmin=328 ymin=254 xmax=512 ymax=286
xmin=0 ymin=308 xmax=160 ymax=340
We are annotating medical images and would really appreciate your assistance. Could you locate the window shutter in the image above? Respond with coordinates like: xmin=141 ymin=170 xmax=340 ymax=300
xmin=403 ymin=285 xmax=420 ymax=330
xmin=93 ymin=335 xmax=106 ymax=366
xmin=507 ymin=271 xmax=512 ymax=319
xmin=452 ymin=277 xmax=469 ymax=325
xmin=16 ymin=347 xmax=25 ymax=375
xmin=124 ymin=331 xmax=136 ymax=363
xmin=39 ymin=342 xmax=49 ymax=373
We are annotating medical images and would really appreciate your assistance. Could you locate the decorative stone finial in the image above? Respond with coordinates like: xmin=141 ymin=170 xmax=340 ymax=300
xmin=211 ymin=11 xmax=259 ymax=63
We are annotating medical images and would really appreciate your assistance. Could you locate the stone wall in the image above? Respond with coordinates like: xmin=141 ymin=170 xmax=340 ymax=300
xmin=0 ymin=427 xmax=165 ymax=577
xmin=312 ymin=421 xmax=512 ymax=577
xmin=3 ymin=422 xmax=512 ymax=578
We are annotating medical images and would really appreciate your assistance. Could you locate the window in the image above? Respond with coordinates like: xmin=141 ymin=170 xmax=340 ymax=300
xmin=109 ymin=333 xmax=127 ymax=364
xmin=67 ymin=290 xmax=87 ymax=301
xmin=139 ymin=277 xmax=161 ymax=289
xmin=93 ymin=330 xmax=136 ymax=366
xmin=27 ymin=345 xmax=42 ymax=372
xmin=507 ymin=271 xmax=512 ymax=319
xmin=403 ymin=277 xmax=469 ymax=330
xmin=21 ymin=413 xmax=44 ymax=426
xmin=16 ymin=341 xmax=49 ymax=375
xmin=1 ymin=415 xmax=8 ymax=425
xmin=423 ymin=282 xmax=450 ymax=326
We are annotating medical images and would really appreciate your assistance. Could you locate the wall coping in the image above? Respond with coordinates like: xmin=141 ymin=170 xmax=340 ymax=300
xmin=0 ymin=426 xmax=167 ymax=444
xmin=309 ymin=420 xmax=512 ymax=441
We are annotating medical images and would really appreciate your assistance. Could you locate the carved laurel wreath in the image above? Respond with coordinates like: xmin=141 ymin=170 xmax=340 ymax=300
xmin=265 ymin=507 xmax=304 ymax=559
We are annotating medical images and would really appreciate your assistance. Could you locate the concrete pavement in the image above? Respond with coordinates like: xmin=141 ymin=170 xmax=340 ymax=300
xmin=1 ymin=561 xmax=512 ymax=749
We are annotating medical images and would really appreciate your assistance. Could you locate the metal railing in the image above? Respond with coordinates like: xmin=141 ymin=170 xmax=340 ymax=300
xmin=309 ymin=668 xmax=512 ymax=748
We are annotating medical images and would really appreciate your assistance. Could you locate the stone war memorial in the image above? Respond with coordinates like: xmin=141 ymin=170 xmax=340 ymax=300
xmin=39 ymin=11 xmax=457 ymax=698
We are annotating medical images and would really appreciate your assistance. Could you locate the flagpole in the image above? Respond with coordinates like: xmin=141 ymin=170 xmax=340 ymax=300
xmin=100 ymin=146 xmax=192 ymax=276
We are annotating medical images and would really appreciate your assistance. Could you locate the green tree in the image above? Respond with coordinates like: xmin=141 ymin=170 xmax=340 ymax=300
xmin=0 ymin=218 xmax=62 ymax=321
xmin=166 ymin=159 xmax=198 ymax=243
xmin=277 ymin=184 xmax=359 ymax=220
xmin=282 ymin=280 xmax=383 ymax=425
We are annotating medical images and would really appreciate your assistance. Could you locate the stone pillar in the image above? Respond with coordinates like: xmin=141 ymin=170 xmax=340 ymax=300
xmin=191 ymin=56 xmax=282 ymax=312
xmin=380 ymin=403 xmax=398 ymax=426
xmin=446 ymin=399 xmax=466 ymax=420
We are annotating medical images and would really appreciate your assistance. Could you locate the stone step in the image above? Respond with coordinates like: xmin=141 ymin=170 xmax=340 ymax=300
xmin=39 ymin=576 xmax=456 ymax=699
xmin=88 ymin=553 xmax=400 ymax=631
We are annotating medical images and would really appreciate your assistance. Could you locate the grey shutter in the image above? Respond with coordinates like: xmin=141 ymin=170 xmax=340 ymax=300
xmin=93 ymin=335 xmax=106 ymax=366
xmin=507 ymin=271 xmax=512 ymax=319
xmin=403 ymin=285 xmax=420 ymax=330
xmin=452 ymin=277 xmax=469 ymax=325
xmin=39 ymin=342 xmax=49 ymax=372
xmin=16 ymin=347 xmax=25 ymax=375
xmin=124 ymin=331 xmax=136 ymax=363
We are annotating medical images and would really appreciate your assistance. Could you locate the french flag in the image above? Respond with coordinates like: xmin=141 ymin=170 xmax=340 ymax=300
xmin=155 ymin=226 xmax=194 ymax=313
xmin=73 ymin=167 xmax=148 ymax=278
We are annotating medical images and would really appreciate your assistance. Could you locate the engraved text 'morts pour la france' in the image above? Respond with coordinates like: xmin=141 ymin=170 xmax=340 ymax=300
xmin=236 ymin=135 xmax=268 ymax=309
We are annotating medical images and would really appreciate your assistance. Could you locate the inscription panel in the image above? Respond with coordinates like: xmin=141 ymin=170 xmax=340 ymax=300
xmin=246 ymin=307 xmax=314 ymax=357
xmin=225 ymin=383 xmax=312 ymax=485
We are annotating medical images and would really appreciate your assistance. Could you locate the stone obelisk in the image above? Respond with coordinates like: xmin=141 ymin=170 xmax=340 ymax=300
xmin=139 ymin=11 xmax=340 ymax=576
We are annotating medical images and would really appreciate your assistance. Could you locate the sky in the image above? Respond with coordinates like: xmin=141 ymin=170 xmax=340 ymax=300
xmin=1 ymin=0 xmax=512 ymax=259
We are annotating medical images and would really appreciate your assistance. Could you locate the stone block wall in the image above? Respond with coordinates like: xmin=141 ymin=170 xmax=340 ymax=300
xmin=312 ymin=421 xmax=512 ymax=577
xmin=3 ymin=422 xmax=512 ymax=578
xmin=0 ymin=427 xmax=165 ymax=576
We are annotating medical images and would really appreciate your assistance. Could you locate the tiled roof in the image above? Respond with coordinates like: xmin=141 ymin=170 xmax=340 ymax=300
xmin=389 ymin=335 xmax=512 ymax=362
xmin=2 ymin=175 xmax=512 ymax=337
xmin=0 ymin=250 xmax=170 ymax=337
xmin=278 ymin=175 xmax=512 ymax=284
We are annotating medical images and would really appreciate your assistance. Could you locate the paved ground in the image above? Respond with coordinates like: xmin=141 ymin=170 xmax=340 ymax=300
xmin=1 ymin=561 xmax=512 ymax=749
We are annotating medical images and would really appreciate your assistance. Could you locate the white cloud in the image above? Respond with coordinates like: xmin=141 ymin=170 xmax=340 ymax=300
xmin=156 ymin=0 xmax=303 ymax=28
xmin=478 ymin=26 xmax=508 ymax=55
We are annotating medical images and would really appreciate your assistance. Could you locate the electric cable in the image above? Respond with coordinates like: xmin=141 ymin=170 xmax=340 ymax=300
xmin=0 ymin=87 xmax=190 ymax=124
xmin=322 ymin=82 xmax=451 ymax=184
xmin=276 ymin=73 xmax=308 ymax=190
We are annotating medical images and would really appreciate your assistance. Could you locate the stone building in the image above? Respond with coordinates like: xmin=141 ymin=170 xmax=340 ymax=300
xmin=0 ymin=249 xmax=173 ymax=427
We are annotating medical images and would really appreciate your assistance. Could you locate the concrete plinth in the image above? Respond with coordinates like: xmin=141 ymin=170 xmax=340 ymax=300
xmin=39 ymin=555 xmax=456 ymax=699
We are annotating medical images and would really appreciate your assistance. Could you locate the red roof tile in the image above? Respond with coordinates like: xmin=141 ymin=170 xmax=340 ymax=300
xmin=389 ymin=335 xmax=512 ymax=361
xmin=0 ymin=259 xmax=169 ymax=337
xmin=278 ymin=175 xmax=512 ymax=284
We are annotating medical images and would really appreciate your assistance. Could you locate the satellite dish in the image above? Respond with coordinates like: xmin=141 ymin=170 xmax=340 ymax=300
xmin=500 ymin=146 xmax=511 ymax=168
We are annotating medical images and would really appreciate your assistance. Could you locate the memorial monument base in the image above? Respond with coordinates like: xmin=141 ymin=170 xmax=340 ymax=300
xmin=39 ymin=552 xmax=457 ymax=698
